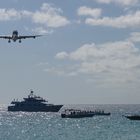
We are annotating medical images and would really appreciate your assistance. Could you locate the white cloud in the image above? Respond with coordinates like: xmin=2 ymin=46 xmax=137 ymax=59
xmin=44 ymin=64 xmax=79 ymax=77
xmin=44 ymin=67 xmax=66 ymax=76
xmin=55 ymin=52 xmax=69 ymax=59
xmin=20 ymin=10 xmax=32 ymax=17
xmin=32 ymin=27 xmax=53 ymax=34
xmin=128 ymin=32 xmax=140 ymax=43
xmin=85 ymin=11 xmax=140 ymax=28
xmin=0 ymin=8 xmax=31 ymax=21
xmin=54 ymin=34 xmax=140 ymax=84
xmin=0 ymin=9 xmax=19 ymax=21
xmin=95 ymin=0 xmax=138 ymax=6
xmin=77 ymin=6 xmax=102 ymax=18
xmin=32 ymin=3 xmax=70 ymax=28
xmin=0 ymin=3 xmax=70 ymax=29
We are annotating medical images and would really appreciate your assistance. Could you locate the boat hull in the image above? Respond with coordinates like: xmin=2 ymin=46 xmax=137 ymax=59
xmin=94 ymin=112 xmax=111 ymax=116
xmin=8 ymin=105 xmax=63 ymax=112
xmin=125 ymin=115 xmax=140 ymax=120
xmin=61 ymin=113 xmax=94 ymax=118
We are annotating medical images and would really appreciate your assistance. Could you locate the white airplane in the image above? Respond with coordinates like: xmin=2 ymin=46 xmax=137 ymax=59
xmin=0 ymin=30 xmax=42 ymax=43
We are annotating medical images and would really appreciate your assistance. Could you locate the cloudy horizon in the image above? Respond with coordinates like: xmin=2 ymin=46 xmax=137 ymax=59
xmin=0 ymin=0 xmax=140 ymax=104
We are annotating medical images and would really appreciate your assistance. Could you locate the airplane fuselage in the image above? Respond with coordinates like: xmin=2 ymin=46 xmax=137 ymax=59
xmin=12 ymin=30 xmax=18 ymax=42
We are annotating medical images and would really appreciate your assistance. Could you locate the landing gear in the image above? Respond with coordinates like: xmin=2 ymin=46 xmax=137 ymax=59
xmin=19 ymin=39 xmax=21 ymax=43
xmin=8 ymin=39 xmax=11 ymax=43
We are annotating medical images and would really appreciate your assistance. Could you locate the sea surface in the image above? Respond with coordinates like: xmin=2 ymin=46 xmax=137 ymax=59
xmin=0 ymin=104 xmax=140 ymax=140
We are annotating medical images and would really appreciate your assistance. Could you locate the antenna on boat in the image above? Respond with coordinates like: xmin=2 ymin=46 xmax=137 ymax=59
xmin=28 ymin=89 xmax=34 ymax=98
xmin=30 ymin=89 xmax=34 ymax=94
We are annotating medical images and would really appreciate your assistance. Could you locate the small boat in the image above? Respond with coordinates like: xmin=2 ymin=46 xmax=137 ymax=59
xmin=61 ymin=109 xmax=94 ymax=118
xmin=61 ymin=109 xmax=111 ymax=118
xmin=125 ymin=115 xmax=140 ymax=120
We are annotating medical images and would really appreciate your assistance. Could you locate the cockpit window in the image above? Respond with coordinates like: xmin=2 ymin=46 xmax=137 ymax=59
xmin=13 ymin=31 xmax=18 ymax=35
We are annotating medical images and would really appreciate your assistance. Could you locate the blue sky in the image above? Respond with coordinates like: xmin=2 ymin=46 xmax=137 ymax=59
xmin=0 ymin=0 xmax=140 ymax=104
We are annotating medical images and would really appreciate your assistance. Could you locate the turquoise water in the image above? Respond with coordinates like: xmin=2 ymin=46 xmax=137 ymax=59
xmin=0 ymin=105 xmax=140 ymax=140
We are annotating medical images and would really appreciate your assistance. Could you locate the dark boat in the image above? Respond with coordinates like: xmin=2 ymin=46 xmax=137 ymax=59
xmin=61 ymin=109 xmax=94 ymax=118
xmin=125 ymin=115 xmax=140 ymax=120
xmin=8 ymin=90 xmax=63 ymax=112
xmin=61 ymin=109 xmax=111 ymax=118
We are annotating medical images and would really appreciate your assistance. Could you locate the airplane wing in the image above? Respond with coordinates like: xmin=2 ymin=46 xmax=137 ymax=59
xmin=18 ymin=35 xmax=42 ymax=39
xmin=0 ymin=36 xmax=12 ymax=39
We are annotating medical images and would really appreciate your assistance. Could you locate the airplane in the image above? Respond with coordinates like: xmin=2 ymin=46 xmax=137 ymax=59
xmin=0 ymin=30 xmax=42 ymax=43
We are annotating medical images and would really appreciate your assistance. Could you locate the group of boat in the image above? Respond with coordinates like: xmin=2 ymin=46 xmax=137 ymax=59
xmin=7 ymin=90 xmax=140 ymax=120
xmin=61 ymin=109 xmax=110 ymax=118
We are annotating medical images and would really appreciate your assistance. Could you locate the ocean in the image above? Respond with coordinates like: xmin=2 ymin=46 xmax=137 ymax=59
xmin=0 ymin=104 xmax=140 ymax=140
